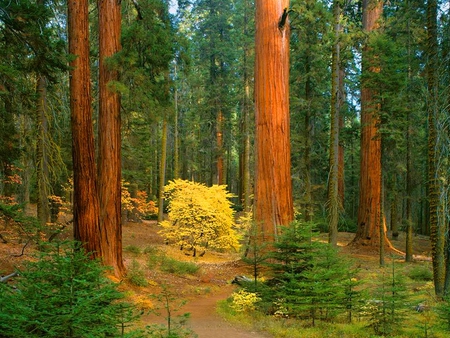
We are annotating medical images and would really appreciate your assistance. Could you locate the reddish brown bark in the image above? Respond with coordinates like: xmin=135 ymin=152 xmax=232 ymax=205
xmin=351 ymin=0 xmax=395 ymax=251
xmin=68 ymin=0 xmax=102 ymax=256
xmin=98 ymin=0 xmax=125 ymax=277
xmin=254 ymin=1 xmax=294 ymax=242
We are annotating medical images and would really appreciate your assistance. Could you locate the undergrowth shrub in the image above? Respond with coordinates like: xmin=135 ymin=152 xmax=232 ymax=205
xmin=230 ymin=289 xmax=261 ymax=313
xmin=159 ymin=179 xmax=240 ymax=256
xmin=248 ymin=222 xmax=359 ymax=326
xmin=408 ymin=264 xmax=433 ymax=281
xmin=0 ymin=241 xmax=141 ymax=337
xmin=127 ymin=259 xmax=149 ymax=287
xmin=160 ymin=256 xmax=200 ymax=275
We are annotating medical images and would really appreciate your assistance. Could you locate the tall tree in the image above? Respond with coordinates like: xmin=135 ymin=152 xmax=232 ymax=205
xmin=328 ymin=0 xmax=343 ymax=246
xmin=254 ymin=1 xmax=294 ymax=241
xmin=351 ymin=0 xmax=394 ymax=254
xmin=426 ymin=0 xmax=445 ymax=297
xmin=98 ymin=0 xmax=125 ymax=277
xmin=68 ymin=0 xmax=102 ymax=255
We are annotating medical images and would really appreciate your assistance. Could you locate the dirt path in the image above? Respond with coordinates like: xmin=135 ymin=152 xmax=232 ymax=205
xmin=181 ymin=284 xmax=270 ymax=338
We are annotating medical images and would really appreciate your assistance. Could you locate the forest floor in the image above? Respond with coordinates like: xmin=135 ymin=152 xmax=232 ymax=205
xmin=0 ymin=213 xmax=432 ymax=338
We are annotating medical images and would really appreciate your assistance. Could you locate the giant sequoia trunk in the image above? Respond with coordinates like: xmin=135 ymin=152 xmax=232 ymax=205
xmin=351 ymin=0 xmax=394 ymax=253
xmin=254 ymin=1 xmax=294 ymax=242
xmin=68 ymin=0 xmax=102 ymax=256
xmin=98 ymin=0 xmax=125 ymax=277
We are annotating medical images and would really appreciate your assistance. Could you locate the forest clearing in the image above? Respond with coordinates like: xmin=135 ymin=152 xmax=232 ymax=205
xmin=0 ymin=207 xmax=445 ymax=338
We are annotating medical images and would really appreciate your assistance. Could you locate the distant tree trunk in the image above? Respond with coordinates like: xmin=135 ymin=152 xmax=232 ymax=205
xmin=239 ymin=0 xmax=252 ymax=213
xmin=173 ymin=64 xmax=180 ymax=180
xmin=98 ymin=0 xmax=125 ymax=277
xmin=328 ymin=0 xmax=342 ymax=246
xmin=158 ymin=118 xmax=168 ymax=223
xmin=36 ymin=75 xmax=50 ymax=227
xmin=68 ymin=0 xmax=102 ymax=256
xmin=351 ymin=0 xmax=394 ymax=252
xmin=426 ymin=0 xmax=445 ymax=297
xmin=338 ymin=69 xmax=345 ymax=207
xmin=216 ymin=110 xmax=224 ymax=185
xmin=405 ymin=108 xmax=413 ymax=262
xmin=254 ymin=1 xmax=294 ymax=242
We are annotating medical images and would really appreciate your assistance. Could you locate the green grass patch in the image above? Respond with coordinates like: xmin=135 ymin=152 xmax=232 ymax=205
xmin=408 ymin=264 xmax=433 ymax=281
xmin=127 ymin=259 xmax=148 ymax=287
xmin=124 ymin=245 xmax=141 ymax=255
xmin=159 ymin=256 xmax=200 ymax=275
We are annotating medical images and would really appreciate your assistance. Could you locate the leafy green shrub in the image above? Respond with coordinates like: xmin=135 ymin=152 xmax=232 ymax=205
xmin=159 ymin=179 xmax=240 ymax=256
xmin=408 ymin=264 xmax=433 ymax=281
xmin=124 ymin=245 xmax=142 ymax=255
xmin=0 ymin=241 xmax=140 ymax=337
xmin=127 ymin=259 xmax=149 ymax=286
xmin=160 ymin=256 xmax=200 ymax=275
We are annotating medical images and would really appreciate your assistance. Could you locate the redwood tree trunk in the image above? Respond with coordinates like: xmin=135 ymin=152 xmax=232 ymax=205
xmin=254 ymin=1 xmax=294 ymax=242
xmin=351 ymin=0 xmax=393 ymax=251
xmin=68 ymin=0 xmax=102 ymax=256
xmin=98 ymin=0 xmax=125 ymax=277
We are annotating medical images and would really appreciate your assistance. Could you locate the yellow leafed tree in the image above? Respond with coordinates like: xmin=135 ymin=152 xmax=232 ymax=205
xmin=159 ymin=179 xmax=239 ymax=257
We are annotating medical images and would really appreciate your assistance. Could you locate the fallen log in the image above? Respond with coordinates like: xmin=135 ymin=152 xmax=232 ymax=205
xmin=0 ymin=271 xmax=18 ymax=283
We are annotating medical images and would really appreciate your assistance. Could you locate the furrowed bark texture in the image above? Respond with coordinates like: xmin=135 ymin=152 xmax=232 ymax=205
xmin=254 ymin=0 xmax=294 ymax=242
xmin=68 ymin=0 xmax=102 ymax=256
xmin=98 ymin=0 xmax=125 ymax=277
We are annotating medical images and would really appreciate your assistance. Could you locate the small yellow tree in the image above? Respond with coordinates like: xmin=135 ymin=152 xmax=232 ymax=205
xmin=159 ymin=179 xmax=239 ymax=256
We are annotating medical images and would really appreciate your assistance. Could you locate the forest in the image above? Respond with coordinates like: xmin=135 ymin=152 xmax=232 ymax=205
xmin=1 ymin=0 xmax=450 ymax=337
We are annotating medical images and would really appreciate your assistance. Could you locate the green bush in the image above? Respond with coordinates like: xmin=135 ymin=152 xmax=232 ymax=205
xmin=0 ymin=241 xmax=141 ymax=337
xmin=160 ymin=256 xmax=200 ymax=275
xmin=255 ymin=222 xmax=359 ymax=326
xmin=127 ymin=259 xmax=149 ymax=286
xmin=408 ymin=265 xmax=433 ymax=281
xmin=124 ymin=245 xmax=142 ymax=255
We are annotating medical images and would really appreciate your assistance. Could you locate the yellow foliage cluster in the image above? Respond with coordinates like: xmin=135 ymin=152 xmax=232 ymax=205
xmin=159 ymin=179 xmax=240 ymax=256
xmin=231 ymin=290 xmax=261 ymax=313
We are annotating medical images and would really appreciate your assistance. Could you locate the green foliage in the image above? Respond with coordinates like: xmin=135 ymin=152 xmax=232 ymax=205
xmin=0 ymin=241 xmax=140 ymax=337
xmin=241 ymin=213 xmax=271 ymax=288
xmin=408 ymin=265 xmax=434 ymax=281
xmin=256 ymin=223 xmax=358 ymax=326
xmin=127 ymin=259 xmax=149 ymax=287
xmin=147 ymin=284 xmax=197 ymax=338
xmin=363 ymin=260 xmax=409 ymax=336
xmin=159 ymin=179 xmax=239 ymax=256
xmin=125 ymin=245 xmax=142 ymax=255
xmin=159 ymin=256 xmax=200 ymax=276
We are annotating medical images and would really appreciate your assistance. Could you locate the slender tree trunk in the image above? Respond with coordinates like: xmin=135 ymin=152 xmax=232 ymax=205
xmin=98 ymin=0 xmax=125 ymax=277
xmin=240 ymin=0 xmax=252 ymax=213
xmin=36 ymin=75 xmax=50 ymax=227
xmin=351 ymin=0 xmax=395 ymax=252
xmin=328 ymin=0 xmax=342 ymax=246
xmin=173 ymin=64 xmax=180 ymax=180
xmin=304 ymin=58 xmax=313 ymax=223
xmin=427 ymin=0 xmax=445 ymax=297
xmin=254 ymin=1 xmax=294 ymax=242
xmin=68 ymin=0 xmax=102 ymax=256
xmin=216 ymin=111 xmax=224 ymax=185
xmin=158 ymin=118 xmax=168 ymax=223
xmin=338 ymin=69 xmax=345 ymax=207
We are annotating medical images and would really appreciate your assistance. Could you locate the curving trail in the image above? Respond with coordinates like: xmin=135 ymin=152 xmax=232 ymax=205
xmin=181 ymin=284 xmax=270 ymax=338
